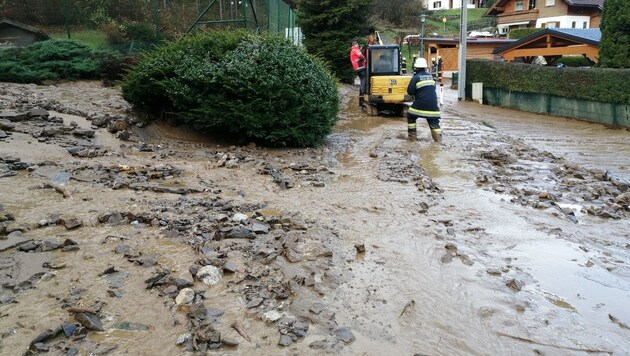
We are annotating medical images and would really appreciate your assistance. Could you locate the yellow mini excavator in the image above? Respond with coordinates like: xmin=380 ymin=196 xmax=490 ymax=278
xmin=361 ymin=44 xmax=413 ymax=117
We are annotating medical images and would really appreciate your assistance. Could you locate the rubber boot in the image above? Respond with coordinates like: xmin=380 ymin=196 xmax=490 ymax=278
xmin=408 ymin=129 xmax=417 ymax=142
xmin=431 ymin=128 xmax=443 ymax=143
xmin=359 ymin=95 xmax=365 ymax=106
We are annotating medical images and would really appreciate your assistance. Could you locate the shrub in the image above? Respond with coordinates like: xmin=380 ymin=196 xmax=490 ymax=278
xmin=122 ymin=30 xmax=339 ymax=147
xmin=556 ymin=55 xmax=592 ymax=67
xmin=508 ymin=28 xmax=542 ymax=40
xmin=102 ymin=21 xmax=127 ymax=44
xmin=467 ymin=59 xmax=630 ymax=104
xmin=0 ymin=39 xmax=119 ymax=83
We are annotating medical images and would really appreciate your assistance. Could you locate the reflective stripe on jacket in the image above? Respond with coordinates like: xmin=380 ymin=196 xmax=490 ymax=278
xmin=407 ymin=70 xmax=440 ymax=117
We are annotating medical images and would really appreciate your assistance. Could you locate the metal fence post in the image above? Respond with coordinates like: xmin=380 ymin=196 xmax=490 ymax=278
xmin=153 ymin=0 xmax=160 ymax=41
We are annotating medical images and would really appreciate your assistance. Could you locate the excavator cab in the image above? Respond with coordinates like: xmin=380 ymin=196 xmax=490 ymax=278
xmin=362 ymin=45 xmax=413 ymax=116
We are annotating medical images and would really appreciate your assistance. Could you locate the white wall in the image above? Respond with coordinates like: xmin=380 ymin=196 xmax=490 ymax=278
xmin=536 ymin=15 xmax=591 ymax=28
xmin=428 ymin=0 xmax=477 ymax=10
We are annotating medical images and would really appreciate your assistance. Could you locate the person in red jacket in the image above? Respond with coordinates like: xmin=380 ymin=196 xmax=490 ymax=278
xmin=349 ymin=41 xmax=367 ymax=105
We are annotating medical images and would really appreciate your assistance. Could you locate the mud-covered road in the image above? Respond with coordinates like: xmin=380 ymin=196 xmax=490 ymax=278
xmin=1 ymin=81 xmax=629 ymax=355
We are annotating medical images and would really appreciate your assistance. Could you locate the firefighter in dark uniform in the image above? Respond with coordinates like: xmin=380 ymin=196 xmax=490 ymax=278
xmin=406 ymin=57 xmax=442 ymax=142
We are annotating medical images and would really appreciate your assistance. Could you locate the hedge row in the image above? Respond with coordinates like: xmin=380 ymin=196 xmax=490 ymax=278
xmin=466 ymin=59 xmax=630 ymax=104
xmin=508 ymin=28 xmax=542 ymax=40
xmin=0 ymin=40 xmax=121 ymax=84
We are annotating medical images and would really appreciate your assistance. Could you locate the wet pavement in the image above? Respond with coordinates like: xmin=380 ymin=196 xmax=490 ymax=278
xmin=0 ymin=81 xmax=629 ymax=355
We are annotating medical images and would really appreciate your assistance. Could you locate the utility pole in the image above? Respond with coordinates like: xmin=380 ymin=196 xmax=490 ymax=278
xmin=457 ymin=0 xmax=468 ymax=101
xmin=419 ymin=13 xmax=427 ymax=59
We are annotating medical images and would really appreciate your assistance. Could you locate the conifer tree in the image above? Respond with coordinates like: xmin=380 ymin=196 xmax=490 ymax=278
xmin=598 ymin=0 xmax=630 ymax=68
xmin=295 ymin=0 xmax=372 ymax=82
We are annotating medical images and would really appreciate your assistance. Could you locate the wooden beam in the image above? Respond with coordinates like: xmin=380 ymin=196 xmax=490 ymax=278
xmin=501 ymin=45 xmax=598 ymax=58
xmin=502 ymin=46 xmax=599 ymax=63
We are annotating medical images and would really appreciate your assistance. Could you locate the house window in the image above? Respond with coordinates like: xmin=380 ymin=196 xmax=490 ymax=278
xmin=529 ymin=0 xmax=536 ymax=10
xmin=546 ymin=0 xmax=554 ymax=6
xmin=515 ymin=0 xmax=523 ymax=11
xmin=433 ymin=1 xmax=441 ymax=8
xmin=545 ymin=21 xmax=559 ymax=28
xmin=572 ymin=21 xmax=576 ymax=28
xmin=583 ymin=22 xmax=588 ymax=28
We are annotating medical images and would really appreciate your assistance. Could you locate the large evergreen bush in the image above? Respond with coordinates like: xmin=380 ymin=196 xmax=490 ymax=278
xmin=122 ymin=31 xmax=339 ymax=147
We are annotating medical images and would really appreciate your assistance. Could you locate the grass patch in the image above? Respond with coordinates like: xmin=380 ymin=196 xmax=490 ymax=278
xmin=50 ymin=30 xmax=109 ymax=49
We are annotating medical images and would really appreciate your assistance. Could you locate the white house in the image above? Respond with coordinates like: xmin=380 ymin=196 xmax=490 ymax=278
xmin=425 ymin=0 xmax=484 ymax=11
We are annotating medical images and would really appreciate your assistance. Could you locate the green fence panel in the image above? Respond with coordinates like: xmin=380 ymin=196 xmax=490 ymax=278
xmin=615 ymin=105 xmax=630 ymax=127
xmin=548 ymin=96 xmax=615 ymax=126
xmin=477 ymin=87 xmax=630 ymax=128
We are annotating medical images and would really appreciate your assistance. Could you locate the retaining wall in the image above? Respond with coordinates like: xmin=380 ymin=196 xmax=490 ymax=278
xmin=467 ymin=85 xmax=630 ymax=128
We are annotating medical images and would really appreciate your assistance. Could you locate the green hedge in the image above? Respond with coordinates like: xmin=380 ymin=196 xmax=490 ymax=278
xmin=0 ymin=39 xmax=119 ymax=83
xmin=122 ymin=30 xmax=339 ymax=147
xmin=508 ymin=28 xmax=542 ymax=39
xmin=466 ymin=59 xmax=630 ymax=104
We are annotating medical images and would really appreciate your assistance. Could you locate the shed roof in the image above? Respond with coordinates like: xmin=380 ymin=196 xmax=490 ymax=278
xmin=0 ymin=18 xmax=50 ymax=39
xmin=493 ymin=28 xmax=601 ymax=54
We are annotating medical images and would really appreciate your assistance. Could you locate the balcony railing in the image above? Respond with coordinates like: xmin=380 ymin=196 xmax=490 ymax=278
xmin=496 ymin=9 xmax=539 ymax=24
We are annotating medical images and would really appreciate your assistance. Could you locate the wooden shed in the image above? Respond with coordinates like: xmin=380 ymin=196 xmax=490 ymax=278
xmin=0 ymin=18 xmax=49 ymax=47
xmin=405 ymin=36 xmax=516 ymax=72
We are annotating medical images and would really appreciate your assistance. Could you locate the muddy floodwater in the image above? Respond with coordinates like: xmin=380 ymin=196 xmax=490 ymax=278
xmin=1 ymin=81 xmax=629 ymax=355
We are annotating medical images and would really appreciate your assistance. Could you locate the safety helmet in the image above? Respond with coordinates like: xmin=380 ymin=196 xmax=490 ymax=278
xmin=413 ymin=57 xmax=428 ymax=71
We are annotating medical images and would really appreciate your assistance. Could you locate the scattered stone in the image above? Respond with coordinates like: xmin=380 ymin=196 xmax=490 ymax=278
xmin=176 ymin=333 xmax=192 ymax=345
xmin=251 ymin=221 xmax=270 ymax=234
xmin=72 ymin=129 xmax=95 ymax=138
xmin=222 ymin=337 xmax=239 ymax=347
xmin=0 ymin=119 xmax=15 ymax=131
xmin=74 ymin=312 xmax=104 ymax=331
xmin=486 ymin=268 xmax=502 ymax=276
xmin=40 ymin=238 xmax=62 ymax=252
xmin=107 ymin=290 xmax=124 ymax=298
xmin=28 ymin=107 xmax=49 ymax=118
xmin=0 ymin=231 xmax=32 ymax=252
xmin=196 ymin=265 xmax=222 ymax=286
xmin=17 ymin=241 xmax=38 ymax=252
xmin=175 ymin=288 xmax=195 ymax=306
xmin=223 ymin=261 xmax=237 ymax=273
xmin=224 ymin=227 xmax=257 ymax=239
xmin=30 ymin=327 xmax=62 ymax=345
xmin=276 ymin=334 xmax=293 ymax=347
xmin=0 ymin=111 xmax=27 ymax=122
xmin=309 ymin=340 xmax=328 ymax=349
xmin=232 ymin=212 xmax=249 ymax=223
xmin=207 ymin=307 xmax=224 ymax=319
xmin=506 ymin=278 xmax=524 ymax=292
xmin=262 ymin=310 xmax=282 ymax=323
xmin=334 ymin=327 xmax=355 ymax=343
xmin=62 ymin=218 xmax=82 ymax=230
xmin=354 ymin=243 xmax=365 ymax=253
xmin=62 ymin=323 xmax=78 ymax=337
xmin=30 ymin=342 xmax=49 ymax=352
xmin=246 ymin=297 xmax=263 ymax=309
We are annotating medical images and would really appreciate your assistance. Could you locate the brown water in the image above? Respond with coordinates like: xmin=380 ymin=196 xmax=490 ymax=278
xmin=1 ymin=82 xmax=629 ymax=355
